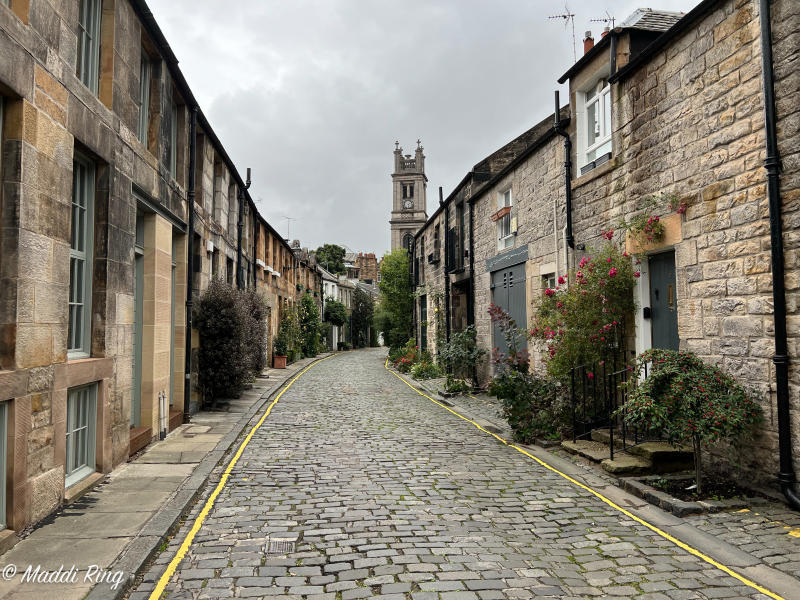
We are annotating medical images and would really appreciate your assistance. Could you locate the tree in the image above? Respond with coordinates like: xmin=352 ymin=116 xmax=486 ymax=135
xmin=315 ymin=244 xmax=347 ymax=275
xmin=323 ymin=298 xmax=348 ymax=327
xmin=298 ymin=293 xmax=321 ymax=357
xmin=351 ymin=287 xmax=374 ymax=348
xmin=619 ymin=349 xmax=763 ymax=495
xmin=378 ymin=249 xmax=413 ymax=348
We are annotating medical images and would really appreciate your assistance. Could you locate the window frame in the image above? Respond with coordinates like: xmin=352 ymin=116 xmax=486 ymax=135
xmin=578 ymin=75 xmax=612 ymax=171
xmin=137 ymin=50 xmax=151 ymax=145
xmin=77 ymin=0 xmax=102 ymax=94
xmin=65 ymin=383 xmax=97 ymax=489
xmin=497 ymin=188 xmax=513 ymax=250
xmin=68 ymin=152 xmax=95 ymax=359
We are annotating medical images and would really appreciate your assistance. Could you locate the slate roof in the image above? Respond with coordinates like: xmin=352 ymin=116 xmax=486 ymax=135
xmin=620 ymin=8 xmax=686 ymax=32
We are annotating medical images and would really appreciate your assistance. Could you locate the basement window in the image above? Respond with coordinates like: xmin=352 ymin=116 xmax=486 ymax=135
xmin=65 ymin=383 xmax=97 ymax=488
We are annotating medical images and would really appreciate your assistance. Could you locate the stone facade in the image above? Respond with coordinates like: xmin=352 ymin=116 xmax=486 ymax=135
xmin=414 ymin=0 xmax=799 ymax=486
xmin=0 ymin=0 xmax=321 ymax=535
xmin=390 ymin=142 xmax=428 ymax=251
xmin=354 ymin=252 xmax=379 ymax=283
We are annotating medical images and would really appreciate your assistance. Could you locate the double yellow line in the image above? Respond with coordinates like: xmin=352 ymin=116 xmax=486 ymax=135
xmin=148 ymin=355 xmax=336 ymax=600
xmin=385 ymin=360 xmax=785 ymax=600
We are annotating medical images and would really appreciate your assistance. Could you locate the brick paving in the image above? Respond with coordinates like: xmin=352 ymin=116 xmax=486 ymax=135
xmin=130 ymin=349 xmax=791 ymax=599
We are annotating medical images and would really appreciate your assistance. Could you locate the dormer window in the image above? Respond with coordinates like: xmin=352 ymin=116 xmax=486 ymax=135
xmin=579 ymin=75 xmax=612 ymax=174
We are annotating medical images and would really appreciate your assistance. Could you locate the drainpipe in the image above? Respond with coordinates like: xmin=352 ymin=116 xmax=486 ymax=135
xmin=554 ymin=91 xmax=574 ymax=251
xmin=467 ymin=192 xmax=475 ymax=327
xmin=183 ymin=106 xmax=197 ymax=424
xmin=236 ymin=168 xmax=251 ymax=290
xmin=253 ymin=212 xmax=258 ymax=289
xmin=759 ymin=0 xmax=799 ymax=511
xmin=442 ymin=187 xmax=451 ymax=342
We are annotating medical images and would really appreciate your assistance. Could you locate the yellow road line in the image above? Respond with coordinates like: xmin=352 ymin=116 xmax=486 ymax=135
xmin=148 ymin=355 xmax=336 ymax=600
xmin=385 ymin=360 xmax=785 ymax=600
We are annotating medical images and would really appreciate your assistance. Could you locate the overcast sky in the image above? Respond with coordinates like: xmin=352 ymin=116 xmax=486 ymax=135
xmin=150 ymin=0 xmax=699 ymax=256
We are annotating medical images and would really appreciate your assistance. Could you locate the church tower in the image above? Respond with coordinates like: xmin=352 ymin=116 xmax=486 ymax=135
xmin=390 ymin=140 xmax=428 ymax=251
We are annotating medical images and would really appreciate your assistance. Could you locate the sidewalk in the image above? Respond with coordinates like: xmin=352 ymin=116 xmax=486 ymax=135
xmin=0 ymin=353 xmax=332 ymax=600
xmin=404 ymin=370 xmax=800 ymax=596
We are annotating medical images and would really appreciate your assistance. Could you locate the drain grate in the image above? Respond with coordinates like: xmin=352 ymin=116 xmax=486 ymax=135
xmin=265 ymin=535 xmax=298 ymax=555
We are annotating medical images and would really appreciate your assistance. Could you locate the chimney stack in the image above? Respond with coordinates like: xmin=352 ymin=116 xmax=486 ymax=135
xmin=583 ymin=30 xmax=594 ymax=54
xmin=601 ymin=26 xmax=610 ymax=38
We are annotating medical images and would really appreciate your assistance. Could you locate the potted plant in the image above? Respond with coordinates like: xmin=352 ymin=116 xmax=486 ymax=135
xmin=273 ymin=320 xmax=290 ymax=369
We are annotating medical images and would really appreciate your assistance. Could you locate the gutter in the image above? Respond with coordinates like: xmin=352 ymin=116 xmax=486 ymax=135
xmin=553 ymin=91 xmax=574 ymax=249
xmin=183 ymin=107 xmax=197 ymax=423
xmin=759 ymin=0 xmax=799 ymax=511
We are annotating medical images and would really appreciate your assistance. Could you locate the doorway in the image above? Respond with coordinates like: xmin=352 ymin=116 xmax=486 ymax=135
xmin=648 ymin=250 xmax=679 ymax=350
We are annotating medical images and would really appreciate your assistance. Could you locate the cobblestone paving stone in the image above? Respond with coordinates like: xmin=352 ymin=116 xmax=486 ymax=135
xmin=130 ymin=349 xmax=785 ymax=599
xmin=421 ymin=380 xmax=800 ymax=584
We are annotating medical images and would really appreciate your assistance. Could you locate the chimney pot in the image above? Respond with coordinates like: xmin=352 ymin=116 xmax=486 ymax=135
xmin=583 ymin=31 xmax=594 ymax=54
xmin=601 ymin=26 xmax=610 ymax=37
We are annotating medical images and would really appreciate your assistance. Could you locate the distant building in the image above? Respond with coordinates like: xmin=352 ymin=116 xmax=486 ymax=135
xmin=389 ymin=141 xmax=428 ymax=251
xmin=355 ymin=253 xmax=379 ymax=283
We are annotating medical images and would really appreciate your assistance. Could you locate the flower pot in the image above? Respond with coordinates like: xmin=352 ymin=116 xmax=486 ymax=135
xmin=273 ymin=355 xmax=287 ymax=369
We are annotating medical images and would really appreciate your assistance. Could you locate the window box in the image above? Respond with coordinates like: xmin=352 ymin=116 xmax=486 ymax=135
xmin=490 ymin=206 xmax=511 ymax=222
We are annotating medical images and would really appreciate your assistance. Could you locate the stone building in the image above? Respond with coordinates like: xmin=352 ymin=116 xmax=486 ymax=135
xmin=413 ymin=0 xmax=800 ymax=490
xmin=389 ymin=141 xmax=428 ymax=251
xmin=0 ymin=0 xmax=319 ymax=540
xmin=355 ymin=252 xmax=378 ymax=284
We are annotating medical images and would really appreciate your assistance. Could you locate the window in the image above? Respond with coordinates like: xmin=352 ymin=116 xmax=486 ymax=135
xmin=455 ymin=203 xmax=465 ymax=269
xmin=137 ymin=51 xmax=151 ymax=144
xmin=226 ymin=257 xmax=234 ymax=286
xmin=65 ymin=384 xmax=97 ymax=488
xmin=434 ymin=224 xmax=440 ymax=258
xmin=497 ymin=189 xmax=513 ymax=250
xmin=402 ymin=233 xmax=413 ymax=253
xmin=77 ymin=0 xmax=102 ymax=94
xmin=212 ymin=249 xmax=219 ymax=280
xmin=579 ymin=77 xmax=612 ymax=172
xmin=69 ymin=153 xmax=95 ymax=358
xmin=542 ymin=273 xmax=556 ymax=294
xmin=169 ymin=101 xmax=177 ymax=179
xmin=212 ymin=159 xmax=220 ymax=217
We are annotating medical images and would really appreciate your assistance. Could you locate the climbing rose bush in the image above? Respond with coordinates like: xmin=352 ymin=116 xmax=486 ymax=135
xmin=530 ymin=240 xmax=637 ymax=382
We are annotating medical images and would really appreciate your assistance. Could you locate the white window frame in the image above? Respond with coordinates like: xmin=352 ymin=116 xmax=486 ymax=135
xmin=137 ymin=51 xmax=151 ymax=144
xmin=65 ymin=383 xmax=97 ymax=489
xmin=578 ymin=75 xmax=612 ymax=170
xmin=69 ymin=153 xmax=95 ymax=359
xmin=77 ymin=0 xmax=102 ymax=94
xmin=497 ymin=188 xmax=513 ymax=250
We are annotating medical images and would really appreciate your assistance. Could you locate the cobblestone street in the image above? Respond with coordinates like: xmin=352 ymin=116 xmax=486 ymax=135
xmin=132 ymin=350 xmax=795 ymax=599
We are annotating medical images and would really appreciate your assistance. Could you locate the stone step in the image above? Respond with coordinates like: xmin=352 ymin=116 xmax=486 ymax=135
xmin=627 ymin=441 xmax=693 ymax=473
xmin=601 ymin=454 xmax=652 ymax=475
xmin=561 ymin=440 xmax=613 ymax=463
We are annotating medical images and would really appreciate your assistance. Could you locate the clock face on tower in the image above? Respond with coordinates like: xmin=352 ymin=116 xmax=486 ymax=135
xmin=403 ymin=199 xmax=413 ymax=209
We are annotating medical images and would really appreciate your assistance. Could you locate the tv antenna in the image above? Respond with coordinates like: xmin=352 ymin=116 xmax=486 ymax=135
xmin=281 ymin=216 xmax=295 ymax=241
xmin=548 ymin=3 xmax=577 ymax=63
xmin=590 ymin=11 xmax=616 ymax=29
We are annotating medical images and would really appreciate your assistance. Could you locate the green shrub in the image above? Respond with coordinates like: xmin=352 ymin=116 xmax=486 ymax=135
xmin=489 ymin=370 xmax=564 ymax=443
xmin=194 ymin=280 xmax=248 ymax=404
xmin=241 ymin=289 xmax=269 ymax=374
xmin=298 ymin=293 xmax=321 ymax=357
xmin=324 ymin=299 xmax=348 ymax=327
xmin=392 ymin=339 xmax=418 ymax=373
xmin=444 ymin=377 xmax=471 ymax=394
xmin=411 ymin=360 xmax=442 ymax=380
xmin=618 ymin=348 xmax=763 ymax=495
xmin=438 ymin=325 xmax=486 ymax=380
xmin=274 ymin=315 xmax=290 ymax=356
